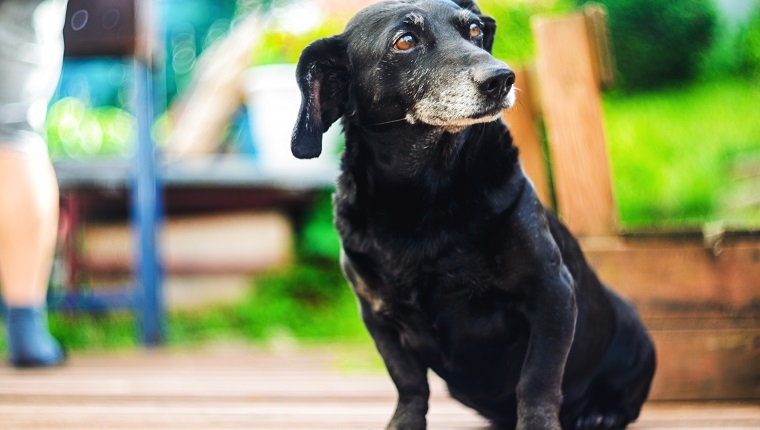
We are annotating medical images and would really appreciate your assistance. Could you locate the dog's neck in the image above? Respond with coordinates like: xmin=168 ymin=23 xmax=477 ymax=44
xmin=339 ymin=118 xmax=521 ymax=207
xmin=349 ymin=122 xmax=464 ymax=183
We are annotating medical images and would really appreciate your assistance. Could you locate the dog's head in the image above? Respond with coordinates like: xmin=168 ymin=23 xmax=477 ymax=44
xmin=291 ymin=0 xmax=515 ymax=159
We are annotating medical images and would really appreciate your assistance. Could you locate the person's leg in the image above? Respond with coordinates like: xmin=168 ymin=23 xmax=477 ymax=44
xmin=0 ymin=148 xmax=64 ymax=367
xmin=0 ymin=0 xmax=68 ymax=367
xmin=0 ymin=149 xmax=60 ymax=306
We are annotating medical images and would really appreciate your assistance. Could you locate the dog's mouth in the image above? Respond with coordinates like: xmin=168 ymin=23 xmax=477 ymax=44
xmin=409 ymin=85 xmax=516 ymax=129
xmin=473 ymin=88 xmax=516 ymax=120
xmin=476 ymin=85 xmax=517 ymax=118
xmin=493 ymin=84 xmax=517 ymax=112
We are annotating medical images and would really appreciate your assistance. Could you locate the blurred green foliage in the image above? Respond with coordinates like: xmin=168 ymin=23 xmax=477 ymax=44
xmin=50 ymin=313 xmax=139 ymax=351
xmin=251 ymin=16 xmax=346 ymax=66
xmin=739 ymin=6 xmax=760 ymax=76
xmin=0 ymin=262 xmax=364 ymax=352
xmin=584 ymin=0 xmax=717 ymax=90
xmin=249 ymin=0 xmax=575 ymax=67
xmin=474 ymin=0 xmax=575 ymax=65
xmin=604 ymin=78 xmax=760 ymax=228
xmin=46 ymin=98 xmax=136 ymax=159
xmin=0 ymin=312 xmax=138 ymax=353
xmin=299 ymin=191 xmax=342 ymax=260
xmin=168 ymin=259 xmax=367 ymax=344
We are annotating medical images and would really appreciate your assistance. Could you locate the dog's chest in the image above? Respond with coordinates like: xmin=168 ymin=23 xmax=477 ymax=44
xmin=349 ymin=243 xmax=527 ymax=372
xmin=394 ymin=283 xmax=529 ymax=381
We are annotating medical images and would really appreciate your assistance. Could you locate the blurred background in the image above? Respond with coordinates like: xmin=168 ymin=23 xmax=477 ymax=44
xmin=0 ymin=0 xmax=758 ymax=355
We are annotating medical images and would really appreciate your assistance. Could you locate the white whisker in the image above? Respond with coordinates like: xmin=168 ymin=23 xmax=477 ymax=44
xmin=366 ymin=117 xmax=409 ymax=126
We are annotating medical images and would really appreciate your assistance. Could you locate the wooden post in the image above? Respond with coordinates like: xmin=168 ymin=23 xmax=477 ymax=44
xmin=531 ymin=12 xmax=616 ymax=237
xmin=583 ymin=4 xmax=616 ymax=89
xmin=502 ymin=67 xmax=553 ymax=209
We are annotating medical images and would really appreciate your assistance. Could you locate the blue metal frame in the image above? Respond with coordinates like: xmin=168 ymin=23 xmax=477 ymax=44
xmin=47 ymin=287 xmax=136 ymax=312
xmin=132 ymin=59 xmax=164 ymax=345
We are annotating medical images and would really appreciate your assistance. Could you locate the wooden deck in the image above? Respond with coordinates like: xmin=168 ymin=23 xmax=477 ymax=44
xmin=1 ymin=346 xmax=758 ymax=429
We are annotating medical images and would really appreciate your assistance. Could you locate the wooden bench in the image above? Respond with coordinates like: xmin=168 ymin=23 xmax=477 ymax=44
xmin=53 ymin=157 xmax=335 ymax=304
xmin=502 ymin=11 xmax=760 ymax=402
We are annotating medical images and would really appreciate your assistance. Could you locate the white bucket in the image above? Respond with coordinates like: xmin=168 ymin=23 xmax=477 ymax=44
xmin=244 ymin=64 xmax=341 ymax=177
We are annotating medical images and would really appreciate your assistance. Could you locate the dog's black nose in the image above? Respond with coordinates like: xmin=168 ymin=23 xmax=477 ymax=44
xmin=476 ymin=68 xmax=515 ymax=98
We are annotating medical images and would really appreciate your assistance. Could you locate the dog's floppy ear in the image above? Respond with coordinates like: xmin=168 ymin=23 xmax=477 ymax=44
xmin=291 ymin=36 xmax=349 ymax=159
xmin=451 ymin=0 xmax=496 ymax=53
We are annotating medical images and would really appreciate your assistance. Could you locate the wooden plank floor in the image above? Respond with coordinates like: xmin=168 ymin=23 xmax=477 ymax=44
xmin=1 ymin=345 xmax=758 ymax=429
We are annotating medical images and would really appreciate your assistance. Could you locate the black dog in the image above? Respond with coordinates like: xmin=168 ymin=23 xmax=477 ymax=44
xmin=290 ymin=0 xmax=655 ymax=428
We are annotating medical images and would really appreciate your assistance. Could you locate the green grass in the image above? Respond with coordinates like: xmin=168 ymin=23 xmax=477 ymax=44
xmin=0 ymin=260 xmax=370 ymax=354
xmin=168 ymin=261 xmax=369 ymax=346
xmin=0 ymin=311 xmax=138 ymax=354
xmin=602 ymin=77 xmax=760 ymax=228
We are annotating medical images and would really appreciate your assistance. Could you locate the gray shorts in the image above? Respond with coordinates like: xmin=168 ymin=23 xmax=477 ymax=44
xmin=0 ymin=0 xmax=67 ymax=156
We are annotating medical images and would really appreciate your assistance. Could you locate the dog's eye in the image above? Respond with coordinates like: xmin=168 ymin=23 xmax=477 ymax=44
xmin=469 ymin=23 xmax=482 ymax=38
xmin=394 ymin=34 xmax=417 ymax=51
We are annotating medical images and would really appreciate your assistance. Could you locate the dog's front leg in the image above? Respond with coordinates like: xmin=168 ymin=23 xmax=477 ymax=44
xmin=510 ymin=197 xmax=578 ymax=430
xmin=360 ymin=299 xmax=430 ymax=430
xmin=516 ymin=261 xmax=577 ymax=430
xmin=343 ymin=254 xmax=430 ymax=429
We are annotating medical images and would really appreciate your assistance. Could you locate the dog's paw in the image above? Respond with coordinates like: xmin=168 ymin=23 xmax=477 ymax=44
xmin=386 ymin=418 xmax=426 ymax=430
xmin=386 ymin=410 xmax=426 ymax=430
xmin=573 ymin=411 xmax=628 ymax=430
xmin=516 ymin=414 xmax=561 ymax=430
